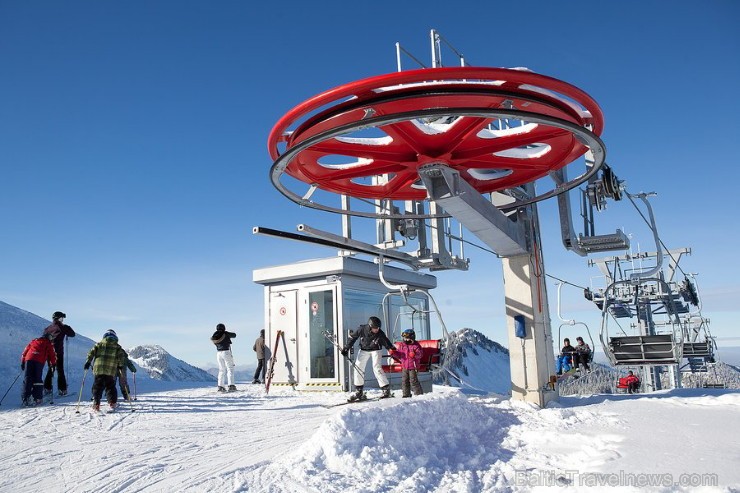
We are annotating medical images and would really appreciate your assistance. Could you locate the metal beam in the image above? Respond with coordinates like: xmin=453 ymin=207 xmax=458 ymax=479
xmin=417 ymin=164 xmax=529 ymax=257
xmin=252 ymin=226 xmax=419 ymax=268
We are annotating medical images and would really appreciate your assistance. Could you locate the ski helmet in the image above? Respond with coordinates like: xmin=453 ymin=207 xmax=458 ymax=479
xmin=216 ymin=323 xmax=226 ymax=331
xmin=368 ymin=316 xmax=382 ymax=329
xmin=103 ymin=329 xmax=118 ymax=342
xmin=401 ymin=329 xmax=416 ymax=340
xmin=52 ymin=311 xmax=66 ymax=320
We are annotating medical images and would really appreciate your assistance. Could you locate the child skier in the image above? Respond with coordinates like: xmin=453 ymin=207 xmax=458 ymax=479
xmin=84 ymin=329 xmax=127 ymax=412
xmin=389 ymin=329 xmax=424 ymax=398
xmin=117 ymin=350 xmax=137 ymax=400
xmin=20 ymin=333 xmax=57 ymax=406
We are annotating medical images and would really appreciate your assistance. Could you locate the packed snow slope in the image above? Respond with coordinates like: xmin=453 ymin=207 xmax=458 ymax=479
xmin=0 ymin=383 xmax=738 ymax=492
xmin=0 ymin=301 xmax=214 ymax=407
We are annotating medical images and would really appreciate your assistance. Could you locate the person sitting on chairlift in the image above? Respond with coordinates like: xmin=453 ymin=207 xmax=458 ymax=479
xmin=625 ymin=370 xmax=640 ymax=394
xmin=575 ymin=336 xmax=592 ymax=373
xmin=556 ymin=338 xmax=577 ymax=375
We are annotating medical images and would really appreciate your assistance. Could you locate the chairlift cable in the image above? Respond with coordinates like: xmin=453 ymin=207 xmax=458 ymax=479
xmin=544 ymin=273 xmax=588 ymax=291
xmin=423 ymin=221 xmax=499 ymax=256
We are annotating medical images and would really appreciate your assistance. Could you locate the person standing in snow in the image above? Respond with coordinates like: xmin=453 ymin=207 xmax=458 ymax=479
xmin=117 ymin=350 xmax=137 ymax=400
xmin=252 ymin=329 xmax=266 ymax=384
xmin=84 ymin=329 xmax=127 ymax=412
xmin=574 ymin=336 xmax=591 ymax=373
xmin=389 ymin=329 xmax=424 ymax=398
xmin=20 ymin=333 xmax=57 ymax=406
xmin=341 ymin=316 xmax=395 ymax=402
xmin=211 ymin=323 xmax=237 ymax=392
xmin=555 ymin=338 xmax=576 ymax=375
xmin=43 ymin=311 xmax=76 ymax=396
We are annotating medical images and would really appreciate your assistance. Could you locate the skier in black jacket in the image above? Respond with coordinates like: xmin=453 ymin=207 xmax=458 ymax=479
xmin=211 ymin=323 xmax=237 ymax=392
xmin=43 ymin=311 xmax=76 ymax=396
xmin=341 ymin=316 xmax=395 ymax=402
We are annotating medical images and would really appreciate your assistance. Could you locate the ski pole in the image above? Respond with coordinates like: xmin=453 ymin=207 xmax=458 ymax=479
xmin=0 ymin=371 xmax=22 ymax=406
xmin=322 ymin=330 xmax=365 ymax=378
xmin=74 ymin=368 xmax=89 ymax=414
xmin=133 ymin=371 xmax=137 ymax=401
xmin=49 ymin=366 xmax=55 ymax=405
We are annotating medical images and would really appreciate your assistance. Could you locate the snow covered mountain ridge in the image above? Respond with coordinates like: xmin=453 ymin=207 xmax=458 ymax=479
xmin=128 ymin=345 xmax=215 ymax=382
xmin=437 ymin=327 xmax=512 ymax=395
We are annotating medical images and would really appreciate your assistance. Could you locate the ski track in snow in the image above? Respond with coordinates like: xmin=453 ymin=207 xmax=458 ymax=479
xmin=1 ymin=385 xmax=738 ymax=492
xmin=1 ymin=385 xmax=334 ymax=493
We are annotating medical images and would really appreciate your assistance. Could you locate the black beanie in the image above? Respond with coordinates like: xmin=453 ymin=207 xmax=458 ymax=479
xmin=216 ymin=323 xmax=226 ymax=331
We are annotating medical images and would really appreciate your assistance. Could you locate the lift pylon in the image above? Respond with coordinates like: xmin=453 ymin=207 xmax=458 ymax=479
xmin=259 ymin=32 xmax=621 ymax=406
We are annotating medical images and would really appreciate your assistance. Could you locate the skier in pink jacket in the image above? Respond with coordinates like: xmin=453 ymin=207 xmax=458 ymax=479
xmin=389 ymin=329 xmax=424 ymax=398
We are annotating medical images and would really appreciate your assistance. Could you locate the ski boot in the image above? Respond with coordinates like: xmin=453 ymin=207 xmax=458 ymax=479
xmin=347 ymin=386 xmax=367 ymax=403
xmin=58 ymin=390 xmax=68 ymax=397
xmin=109 ymin=402 xmax=119 ymax=411
xmin=217 ymin=386 xmax=227 ymax=393
xmin=228 ymin=385 xmax=237 ymax=392
xmin=379 ymin=385 xmax=392 ymax=399
xmin=92 ymin=403 xmax=101 ymax=412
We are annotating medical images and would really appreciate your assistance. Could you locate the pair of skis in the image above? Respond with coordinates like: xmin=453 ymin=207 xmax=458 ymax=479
xmin=264 ymin=330 xmax=284 ymax=394
xmin=321 ymin=395 xmax=388 ymax=408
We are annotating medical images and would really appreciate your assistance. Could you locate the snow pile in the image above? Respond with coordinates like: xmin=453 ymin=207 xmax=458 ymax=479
xmin=236 ymin=387 xmax=740 ymax=492
xmin=264 ymin=393 xmax=516 ymax=491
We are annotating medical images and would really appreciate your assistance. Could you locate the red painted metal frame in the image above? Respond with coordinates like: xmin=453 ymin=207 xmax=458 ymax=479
xmin=268 ymin=67 xmax=603 ymax=201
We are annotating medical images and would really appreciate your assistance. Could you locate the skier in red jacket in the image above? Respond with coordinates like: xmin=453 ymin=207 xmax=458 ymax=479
xmin=21 ymin=334 xmax=57 ymax=406
xmin=625 ymin=371 xmax=640 ymax=394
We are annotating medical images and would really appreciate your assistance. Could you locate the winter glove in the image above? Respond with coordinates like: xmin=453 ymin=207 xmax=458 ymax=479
xmin=340 ymin=348 xmax=348 ymax=356
xmin=21 ymin=362 xmax=25 ymax=371
xmin=388 ymin=349 xmax=396 ymax=356
xmin=84 ymin=362 xmax=91 ymax=370
xmin=132 ymin=367 xmax=137 ymax=373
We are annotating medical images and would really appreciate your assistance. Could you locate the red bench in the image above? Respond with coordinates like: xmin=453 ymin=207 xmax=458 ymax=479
xmin=382 ymin=339 xmax=441 ymax=373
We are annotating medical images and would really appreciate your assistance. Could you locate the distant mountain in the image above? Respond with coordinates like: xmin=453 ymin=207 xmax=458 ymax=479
xmin=128 ymin=345 xmax=215 ymax=382
xmin=435 ymin=328 xmax=511 ymax=395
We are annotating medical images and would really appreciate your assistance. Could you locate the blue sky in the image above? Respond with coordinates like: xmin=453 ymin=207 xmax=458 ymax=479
xmin=1 ymin=1 xmax=738 ymax=367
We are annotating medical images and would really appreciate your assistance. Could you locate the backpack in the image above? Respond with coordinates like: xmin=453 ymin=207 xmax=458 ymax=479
xmin=44 ymin=324 xmax=62 ymax=342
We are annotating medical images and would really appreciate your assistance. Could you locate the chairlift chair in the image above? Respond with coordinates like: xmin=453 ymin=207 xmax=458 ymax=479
xmin=555 ymin=282 xmax=595 ymax=369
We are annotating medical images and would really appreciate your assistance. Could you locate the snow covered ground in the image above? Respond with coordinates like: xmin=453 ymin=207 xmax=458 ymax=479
xmin=1 ymin=382 xmax=738 ymax=492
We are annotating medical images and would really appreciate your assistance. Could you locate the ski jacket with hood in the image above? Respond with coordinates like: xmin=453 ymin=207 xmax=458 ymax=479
xmin=253 ymin=332 xmax=265 ymax=359
xmin=344 ymin=324 xmax=394 ymax=352
xmin=86 ymin=336 xmax=126 ymax=377
xmin=391 ymin=340 xmax=423 ymax=370
xmin=211 ymin=329 xmax=236 ymax=352
xmin=22 ymin=337 xmax=57 ymax=366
